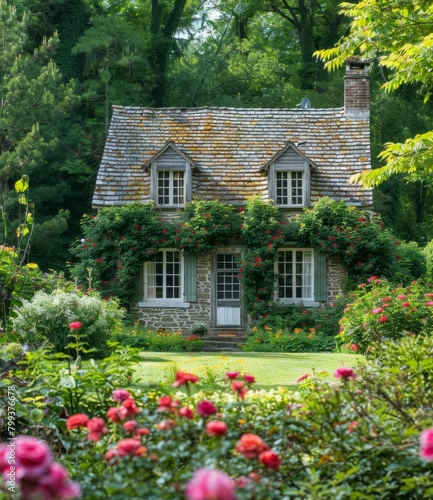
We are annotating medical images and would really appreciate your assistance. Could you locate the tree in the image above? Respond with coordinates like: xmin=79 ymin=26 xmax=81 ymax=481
xmin=72 ymin=15 xmax=153 ymax=130
xmin=315 ymin=0 xmax=433 ymax=187
xmin=0 ymin=1 xmax=81 ymax=268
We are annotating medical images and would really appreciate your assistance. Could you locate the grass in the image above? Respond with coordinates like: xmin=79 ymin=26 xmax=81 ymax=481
xmin=134 ymin=351 xmax=364 ymax=390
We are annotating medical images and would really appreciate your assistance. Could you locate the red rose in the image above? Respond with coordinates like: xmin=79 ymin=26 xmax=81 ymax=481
xmin=172 ymin=371 xmax=200 ymax=387
xmin=206 ymin=420 xmax=228 ymax=436
xmin=259 ymin=450 xmax=282 ymax=470
xmin=66 ymin=413 xmax=88 ymax=430
xmin=68 ymin=321 xmax=82 ymax=330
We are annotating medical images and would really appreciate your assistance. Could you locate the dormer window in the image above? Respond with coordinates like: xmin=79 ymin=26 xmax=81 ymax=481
xmin=263 ymin=143 xmax=313 ymax=209
xmin=148 ymin=143 xmax=195 ymax=208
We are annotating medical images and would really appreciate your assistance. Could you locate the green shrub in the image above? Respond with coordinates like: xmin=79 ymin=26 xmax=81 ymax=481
xmin=424 ymin=239 xmax=433 ymax=282
xmin=250 ymin=299 xmax=346 ymax=339
xmin=3 ymin=342 xmax=24 ymax=358
xmin=11 ymin=290 xmax=125 ymax=356
xmin=190 ymin=322 xmax=209 ymax=336
xmin=0 ymin=343 xmax=140 ymax=440
xmin=112 ymin=327 xmax=204 ymax=352
xmin=339 ymin=277 xmax=433 ymax=353
xmin=243 ymin=324 xmax=336 ymax=352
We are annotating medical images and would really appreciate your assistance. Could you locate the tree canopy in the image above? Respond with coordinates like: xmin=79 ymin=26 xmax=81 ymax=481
xmin=315 ymin=0 xmax=433 ymax=188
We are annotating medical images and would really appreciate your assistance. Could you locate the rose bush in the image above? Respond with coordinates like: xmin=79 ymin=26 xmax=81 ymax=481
xmin=339 ymin=277 xmax=433 ymax=353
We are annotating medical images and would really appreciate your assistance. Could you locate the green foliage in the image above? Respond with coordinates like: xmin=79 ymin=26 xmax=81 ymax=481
xmin=340 ymin=278 xmax=433 ymax=353
xmin=175 ymin=200 xmax=242 ymax=253
xmin=0 ymin=343 xmax=140 ymax=440
xmin=3 ymin=342 xmax=24 ymax=358
xmin=295 ymin=197 xmax=419 ymax=287
xmin=112 ymin=327 xmax=204 ymax=352
xmin=424 ymin=239 xmax=433 ymax=282
xmin=70 ymin=198 xmax=421 ymax=319
xmin=315 ymin=0 xmax=433 ymax=187
xmin=11 ymin=290 xmax=124 ymax=356
xmin=252 ymin=298 xmax=346 ymax=337
xmin=189 ymin=322 xmax=209 ymax=336
xmin=70 ymin=204 xmax=167 ymax=305
xmin=243 ymin=326 xmax=336 ymax=353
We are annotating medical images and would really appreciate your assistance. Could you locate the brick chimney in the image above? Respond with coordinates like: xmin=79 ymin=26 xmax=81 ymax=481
xmin=344 ymin=58 xmax=370 ymax=119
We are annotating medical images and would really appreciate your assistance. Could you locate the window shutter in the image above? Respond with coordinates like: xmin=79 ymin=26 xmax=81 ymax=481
xmin=183 ymin=254 xmax=197 ymax=302
xmin=133 ymin=264 xmax=144 ymax=302
xmin=314 ymin=254 xmax=327 ymax=302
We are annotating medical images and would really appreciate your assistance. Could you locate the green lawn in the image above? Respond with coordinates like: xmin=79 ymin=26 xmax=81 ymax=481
xmin=134 ymin=351 xmax=363 ymax=389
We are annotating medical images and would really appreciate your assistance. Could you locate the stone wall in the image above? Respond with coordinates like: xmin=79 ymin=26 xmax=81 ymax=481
xmin=326 ymin=255 xmax=346 ymax=304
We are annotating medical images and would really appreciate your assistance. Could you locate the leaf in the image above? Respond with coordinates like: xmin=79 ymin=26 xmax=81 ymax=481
xmin=14 ymin=176 xmax=29 ymax=193
xmin=59 ymin=375 xmax=76 ymax=388
xmin=29 ymin=408 xmax=44 ymax=423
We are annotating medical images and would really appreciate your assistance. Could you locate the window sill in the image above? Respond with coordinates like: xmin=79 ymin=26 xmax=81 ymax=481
xmin=137 ymin=301 xmax=190 ymax=308
xmin=277 ymin=300 xmax=319 ymax=307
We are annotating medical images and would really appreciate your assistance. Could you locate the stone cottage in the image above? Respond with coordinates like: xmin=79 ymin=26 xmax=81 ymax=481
xmin=92 ymin=59 xmax=372 ymax=334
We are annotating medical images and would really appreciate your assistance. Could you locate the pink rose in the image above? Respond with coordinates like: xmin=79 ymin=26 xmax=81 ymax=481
xmin=86 ymin=417 xmax=108 ymax=442
xmin=420 ymin=428 xmax=433 ymax=460
xmin=197 ymin=400 xmax=217 ymax=417
xmin=378 ymin=315 xmax=389 ymax=323
xmin=185 ymin=468 xmax=236 ymax=500
xmin=179 ymin=407 xmax=195 ymax=419
xmin=225 ymin=372 xmax=240 ymax=379
xmin=371 ymin=307 xmax=383 ymax=314
xmin=235 ymin=433 xmax=269 ymax=459
xmin=334 ymin=367 xmax=357 ymax=381
xmin=243 ymin=374 xmax=255 ymax=384
xmin=36 ymin=463 xmax=81 ymax=500
xmin=68 ymin=321 xmax=82 ymax=330
xmin=112 ymin=389 xmax=131 ymax=403
xmin=66 ymin=414 xmax=89 ymax=430
xmin=15 ymin=436 xmax=53 ymax=478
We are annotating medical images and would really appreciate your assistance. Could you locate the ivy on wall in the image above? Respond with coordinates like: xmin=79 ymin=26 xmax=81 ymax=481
xmin=69 ymin=197 xmax=423 ymax=313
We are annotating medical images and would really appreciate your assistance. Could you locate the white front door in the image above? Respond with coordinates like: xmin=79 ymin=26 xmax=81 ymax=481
xmin=215 ymin=253 xmax=242 ymax=327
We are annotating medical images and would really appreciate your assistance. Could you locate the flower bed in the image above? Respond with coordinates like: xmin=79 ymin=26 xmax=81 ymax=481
xmin=3 ymin=334 xmax=433 ymax=498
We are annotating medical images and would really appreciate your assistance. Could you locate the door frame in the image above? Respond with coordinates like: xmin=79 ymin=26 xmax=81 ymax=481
xmin=211 ymin=250 xmax=245 ymax=328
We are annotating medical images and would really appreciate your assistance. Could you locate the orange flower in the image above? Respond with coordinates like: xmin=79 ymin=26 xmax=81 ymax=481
xmin=235 ymin=433 xmax=269 ymax=459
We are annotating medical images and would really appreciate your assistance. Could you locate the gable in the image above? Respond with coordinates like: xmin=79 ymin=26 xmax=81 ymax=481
xmin=93 ymin=107 xmax=372 ymax=208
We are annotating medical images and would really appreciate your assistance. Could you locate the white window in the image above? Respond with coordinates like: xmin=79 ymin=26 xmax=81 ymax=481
xmin=157 ymin=170 xmax=185 ymax=206
xmin=268 ymin=146 xmax=310 ymax=208
xmin=150 ymin=145 xmax=192 ymax=208
xmin=276 ymin=171 xmax=304 ymax=206
xmin=144 ymin=249 xmax=183 ymax=301
xmin=276 ymin=249 xmax=313 ymax=302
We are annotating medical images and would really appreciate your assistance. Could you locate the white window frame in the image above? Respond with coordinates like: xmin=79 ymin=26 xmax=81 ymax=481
xmin=141 ymin=249 xmax=189 ymax=308
xmin=156 ymin=170 xmax=185 ymax=206
xmin=274 ymin=248 xmax=318 ymax=306
xmin=150 ymin=151 xmax=192 ymax=208
xmin=268 ymin=159 xmax=310 ymax=208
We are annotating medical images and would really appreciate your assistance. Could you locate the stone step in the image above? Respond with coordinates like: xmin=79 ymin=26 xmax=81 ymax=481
xmin=201 ymin=333 xmax=248 ymax=352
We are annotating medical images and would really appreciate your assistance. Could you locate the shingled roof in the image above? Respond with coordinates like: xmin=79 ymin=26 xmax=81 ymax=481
xmin=92 ymin=105 xmax=372 ymax=208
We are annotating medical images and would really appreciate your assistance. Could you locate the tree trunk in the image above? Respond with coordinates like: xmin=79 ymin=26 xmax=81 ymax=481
xmin=149 ymin=0 xmax=188 ymax=106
